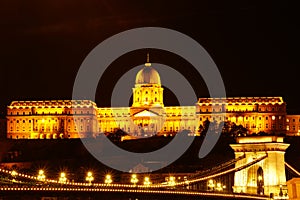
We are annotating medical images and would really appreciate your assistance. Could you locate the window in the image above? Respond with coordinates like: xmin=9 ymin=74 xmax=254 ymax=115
xmin=272 ymin=116 xmax=275 ymax=120
xmin=155 ymin=97 xmax=157 ymax=102
xmin=266 ymin=117 xmax=268 ymax=120
xmin=272 ymin=124 xmax=275 ymax=129
xmin=29 ymin=120 xmax=31 ymax=123
xmin=145 ymin=91 xmax=148 ymax=94
xmin=266 ymin=124 xmax=269 ymax=128
xmin=17 ymin=120 xmax=19 ymax=123
xmin=293 ymin=119 xmax=296 ymax=122
xmin=145 ymin=98 xmax=148 ymax=102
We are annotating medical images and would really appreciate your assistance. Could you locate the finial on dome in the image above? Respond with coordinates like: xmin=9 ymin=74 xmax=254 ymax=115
xmin=145 ymin=53 xmax=151 ymax=67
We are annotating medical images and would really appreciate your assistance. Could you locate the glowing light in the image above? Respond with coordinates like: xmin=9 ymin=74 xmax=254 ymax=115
xmin=208 ymin=179 xmax=215 ymax=190
xmin=216 ymin=182 xmax=224 ymax=191
xmin=130 ymin=174 xmax=138 ymax=185
xmin=11 ymin=170 xmax=18 ymax=177
xmin=59 ymin=172 xmax=67 ymax=184
xmin=258 ymin=175 xmax=263 ymax=181
xmin=37 ymin=170 xmax=46 ymax=181
xmin=168 ymin=176 xmax=176 ymax=187
xmin=104 ymin=174 xmax=112 ymax=185
xmin=86 ymin=171 xmax=94 ymax=185
xmin=143 ymin=177 xmax=151 ymax=187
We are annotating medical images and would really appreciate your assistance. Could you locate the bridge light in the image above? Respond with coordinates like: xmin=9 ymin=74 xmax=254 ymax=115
xmin=216 ymin=183 xmax=223 ymax=191
xmin=143 ymin=176 xmax=151 ymax=187
xmin=85 ymin=171 xmax=94 ymax=185
xmin=37 ymin=169 xmax=46 ymax=181
xmin=59 ymin=172 xmax=67 ymax=184
xmin=11 ymin=170 xmax=17 ymax=176
xmin=104 ymin=174 xmax=112 ymax=185
xmin=168 ymin=176 xmax=176 ymax=187
xmin=130 ymin=174 xmax=138 ymax=186
xmin=208 ymin=179 xmax=215 ymax=191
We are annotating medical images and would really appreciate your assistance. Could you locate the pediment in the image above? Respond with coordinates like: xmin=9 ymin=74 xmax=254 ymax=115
xmin=133 ymin=110 xmax=158 ymax=117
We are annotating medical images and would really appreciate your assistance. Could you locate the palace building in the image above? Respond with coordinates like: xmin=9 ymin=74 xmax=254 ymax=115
xmin=5 ymin=57 xmax=298 ymax=139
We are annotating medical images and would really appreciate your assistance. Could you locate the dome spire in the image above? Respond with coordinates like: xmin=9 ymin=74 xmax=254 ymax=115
xmin=145 ymin=53 xmax=151 ymax=67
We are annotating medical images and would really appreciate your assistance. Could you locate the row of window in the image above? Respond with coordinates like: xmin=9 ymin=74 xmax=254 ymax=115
xmin=287 ymin=118 xmax=300 ymax=123
xmin=10 ymin=118 xmax=91 ymax=124
xmin=201 ymin=107 xmax=282 ymax=113
xmin=9 ymin=110 xmax=91 ymax=115
xmin=11 ymin=125 xmax=91 ymax=132
xmin=136 ymin=91 xmax=158 ymax=95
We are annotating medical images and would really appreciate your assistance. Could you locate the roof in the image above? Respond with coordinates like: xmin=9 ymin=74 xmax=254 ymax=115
xmin=8 ymin=100 xmax=97 ymax=109
xmin=135 ymin=65 xmax=161 ymax=85
xmin=197 ymin=97 xmax=284 ymax=105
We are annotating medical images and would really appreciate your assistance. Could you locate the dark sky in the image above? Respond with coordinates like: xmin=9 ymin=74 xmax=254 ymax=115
xmin=0 ymin=1 xmax=298 ymax=115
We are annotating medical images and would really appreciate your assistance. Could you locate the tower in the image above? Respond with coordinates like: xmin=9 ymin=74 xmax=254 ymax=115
xmin=130 ymin=54 xmax=165 ymax=136
xmin=131 ymin=54 xmax=164 ymax=109
xmin=230 ymin=136 xmax=289 ymax=197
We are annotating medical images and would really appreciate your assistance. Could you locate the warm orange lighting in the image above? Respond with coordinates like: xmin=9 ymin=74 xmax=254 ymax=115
xmin=104 ymin=174 xmax=112 ymax=184
xmin=85 ymin=171 xmax=94 ymax=184
xmin=143 ymin=176 xmax=151 ymax=186
xmin=11 ymin=170 xmax=17 ymax=176
xmin=168 ymin=176 xmax=176 ymax=187
xmin=59 ymin=172 xmax=67 ymax=183
xmin=37 ymin=170 xmax=46 ymax=181
xmin=130 ymin=174 xmax=138 ymax=185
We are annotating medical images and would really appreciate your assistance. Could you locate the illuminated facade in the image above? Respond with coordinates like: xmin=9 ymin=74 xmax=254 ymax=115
xmin=230 ymin=136 xmax=289 ymax=196
xmin=7 ymin=100 xmax=98 ymax=139
xmin=6 ymin=57 xmax=294 ymax=139
xmin=286 ymin=115 xmax=300 ymax=136
xmin=197 ymin=97 xmax=287 ymax=135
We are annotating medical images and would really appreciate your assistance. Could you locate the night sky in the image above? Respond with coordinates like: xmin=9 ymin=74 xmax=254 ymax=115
xmin=0 ymin=1 xmax=298 ymax=115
